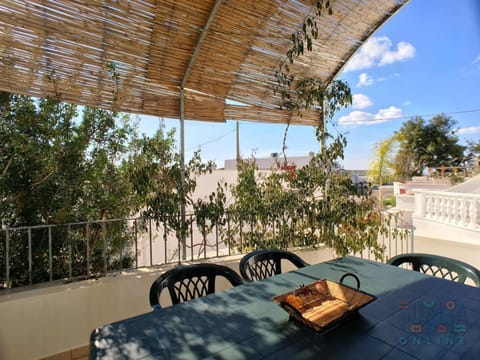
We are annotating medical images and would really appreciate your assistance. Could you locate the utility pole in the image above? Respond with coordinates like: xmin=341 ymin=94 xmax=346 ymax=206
xmin=321 ymin=95 xmax=327 ymax=152
xmin=236 ymin=121 xmax=240 ymax=166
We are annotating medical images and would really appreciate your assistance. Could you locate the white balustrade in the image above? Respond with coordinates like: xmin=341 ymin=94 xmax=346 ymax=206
xmin=415 ymin=191 xmax=480 ymax=230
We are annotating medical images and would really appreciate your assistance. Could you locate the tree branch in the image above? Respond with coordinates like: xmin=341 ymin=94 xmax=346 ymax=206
xmin=1 ymin=156 xmax=13 ymax=179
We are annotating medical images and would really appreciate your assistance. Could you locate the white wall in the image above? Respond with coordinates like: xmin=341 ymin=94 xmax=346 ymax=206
xmin=413 ymin=236 xmax=480 ymax=270
xmin=413 ymin=215 xmax=480 ymax=246
xmin=0 ymin=268 xmax=158 ymax=360
xmin=395 ymin=194 xmax=415 ymax=212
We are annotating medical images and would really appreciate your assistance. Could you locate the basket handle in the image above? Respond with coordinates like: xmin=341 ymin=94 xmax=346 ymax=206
xmin=340 ymin=273 xmax=360 ymax=289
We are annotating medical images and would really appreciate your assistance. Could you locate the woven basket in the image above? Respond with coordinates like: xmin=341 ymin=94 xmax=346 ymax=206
xmin=273 ymin=273 xmax=375 ymax=333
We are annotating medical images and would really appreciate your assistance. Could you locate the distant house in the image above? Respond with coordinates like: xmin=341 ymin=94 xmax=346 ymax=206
xmin=224 ymin=153 xmax=368 ymax=183
xmin=224 ymin=152 xmax=314 ymax=170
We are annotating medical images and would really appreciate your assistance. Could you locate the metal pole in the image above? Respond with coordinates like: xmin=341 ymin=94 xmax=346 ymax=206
xmin=321 ymin=95 xmax=327 ymax=152
xmin=102 ymin=222 xmax=107 ymax=274
xmin=68 ymin=224 xmax=72 ymax=280
xmin=321 ymin=94 xmax=329 ymax=201
xmin=179 ymin=88 xmax=186 ymax=261
xmin=28 ymin=229 xmax=32 ymax=285
xmin=5 ymin=229 xmax=10 ymax=287
xmin=190 ymin=215 xmax=194 ymax=261
xmin=149 ymin=218 xmax=153 ymax=266
xmin=178 ymin=0 xmax=223 ymax=261
xmin=48 ymin=226 xmax=52 ymax=282
xmin=164 ymin=222 xmax=167 ymax=264
xmin=134 ymin=219 xmax=138 ymax=269
xmin=86 ymin=223 xmax=90 ymax=277
xmin=236 ymin=121 xmax=240 ymax=165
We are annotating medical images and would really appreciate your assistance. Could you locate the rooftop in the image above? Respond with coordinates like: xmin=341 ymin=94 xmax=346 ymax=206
xmin=0 ymin=0 xmax=409 ymax=126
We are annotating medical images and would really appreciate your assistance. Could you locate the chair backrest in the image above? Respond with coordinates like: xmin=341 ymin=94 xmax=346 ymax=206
xmin=149 ymin=263 xmax=243 ymax=309
xmin=239 ymin=249 xmax=308 ymax=281
xmin=388 ymin=253 xmax=480 ymax=287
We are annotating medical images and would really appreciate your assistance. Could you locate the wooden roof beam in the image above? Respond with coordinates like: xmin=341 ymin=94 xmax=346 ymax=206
xmin=180 ymin=0 xmax=223 ymax=90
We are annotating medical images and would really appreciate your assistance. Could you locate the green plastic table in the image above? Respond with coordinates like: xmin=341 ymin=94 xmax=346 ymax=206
xmin=90 ymin=256 xmax=480 ymax=359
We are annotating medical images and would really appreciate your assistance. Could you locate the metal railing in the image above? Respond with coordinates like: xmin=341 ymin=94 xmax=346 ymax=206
xmin=1 ymin=211 xmax=414 ymax=290
xmin=379 ymin=212 xmax=414 ymax=260
xmin=350 ymin=211 xmax=414 ymax=262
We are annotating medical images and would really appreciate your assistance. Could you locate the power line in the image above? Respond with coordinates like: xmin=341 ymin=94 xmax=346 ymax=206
xmin=187 ymin=129 xmax=236 ymax=151
xmin=185 ymin=108 xmax=479 ymax=150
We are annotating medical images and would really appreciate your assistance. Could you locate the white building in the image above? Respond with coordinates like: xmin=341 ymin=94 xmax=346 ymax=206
xmin=224 ymin=152 xmax=314 ymax=170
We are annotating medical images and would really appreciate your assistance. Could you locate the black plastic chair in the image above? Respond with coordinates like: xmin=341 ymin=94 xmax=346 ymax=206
xmin=388 ymin=253 xmax=480 ymax=287
xmin=149 ymin=263 xmax=243 ymax=309
xmin=239 ymin=249 xmax=309 ymax=282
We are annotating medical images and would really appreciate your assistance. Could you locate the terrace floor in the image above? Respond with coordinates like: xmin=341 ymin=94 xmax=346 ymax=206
xmin=40 ymin=345 xmax=88 ymax=360
xmin=2 ymin=236 xmax=479 ymax=359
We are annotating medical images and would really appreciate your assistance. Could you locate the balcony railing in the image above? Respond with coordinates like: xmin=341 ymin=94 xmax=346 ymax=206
xmin=1 ymin=212 xmax=413 ymax=290
xmin=350 ymin=211 xmax=414 ymax=262
xmin=415 ymin=191 xmax=480 ymax=230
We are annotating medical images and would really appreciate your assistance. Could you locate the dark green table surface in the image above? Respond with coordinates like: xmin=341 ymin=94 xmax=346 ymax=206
xmin=90 ymin=256 xmax=480 ymax=359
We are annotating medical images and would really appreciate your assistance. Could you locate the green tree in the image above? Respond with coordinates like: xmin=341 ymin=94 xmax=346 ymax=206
xmin=368 ymin=135 xmax=400 ymax=185
xmin=464 ymin=139 xmax=480 ymax=176
xmin=126 ymin=127 xmax=214 ymax=260
xmin=262 ymin=0 xmax=387 ymax=259
xmin=465 ymin=139 xmax=480 ymax=161
xmin=193 ymin=181 xmax=228 ymax=257
xmin=228 ymin=132 xmax=386 ymax=259
xmin=0 ymin=94 xmax=137 ymax=227
xmin=0 ymin=92 xmax=142 ymax=286
xmin=1 ymin=91 xmax=220 ymax=286
xmin=394 ymin=114 xmax=465 ymax=177
xmin=393 ymin=150 xmax=417 ymax=181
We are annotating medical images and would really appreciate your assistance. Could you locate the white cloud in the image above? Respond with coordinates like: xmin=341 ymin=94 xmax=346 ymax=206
xmin=379 ymin=42 xmax=416 ymax=66
xmin=339 ymin=106 xmax=403 ymax=126
xmin=457 ymin=126 xmax=480 ymax=135
xmin=377 ymin=73 xmax=400 ymax=82
xmin=375 ymin=106 xmax=403 ymax=121
xmin=352 ymin=94 xmax=373 ymax=109
xmin=357 ymin=73 xmax=373 ymax=87
xmin=339 ymin=111 xmax=377 ymax=125
xmin=356 ymin=72 xmax=399 ymax=88
xmin=344 ymin=36 xmax=416 ymax=72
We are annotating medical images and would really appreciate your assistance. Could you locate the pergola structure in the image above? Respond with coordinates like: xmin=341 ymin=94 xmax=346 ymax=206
xmin=0 ymin=0 xmax=410 ymax=259
xmin=0 ymin=0 xmax=409 ymax=127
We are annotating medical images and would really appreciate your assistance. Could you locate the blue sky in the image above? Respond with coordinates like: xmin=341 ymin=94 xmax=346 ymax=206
xmin=138 ymin=0 xmax=480 ymax=170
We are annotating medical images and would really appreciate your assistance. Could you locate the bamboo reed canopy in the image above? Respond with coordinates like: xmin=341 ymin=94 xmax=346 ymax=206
xmin=0 ymin=0 xmax=408 ymax=126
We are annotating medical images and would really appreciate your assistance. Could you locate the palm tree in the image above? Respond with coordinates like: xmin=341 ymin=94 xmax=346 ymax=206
xmin=368 ymin=135 xmax=400 ymax=185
